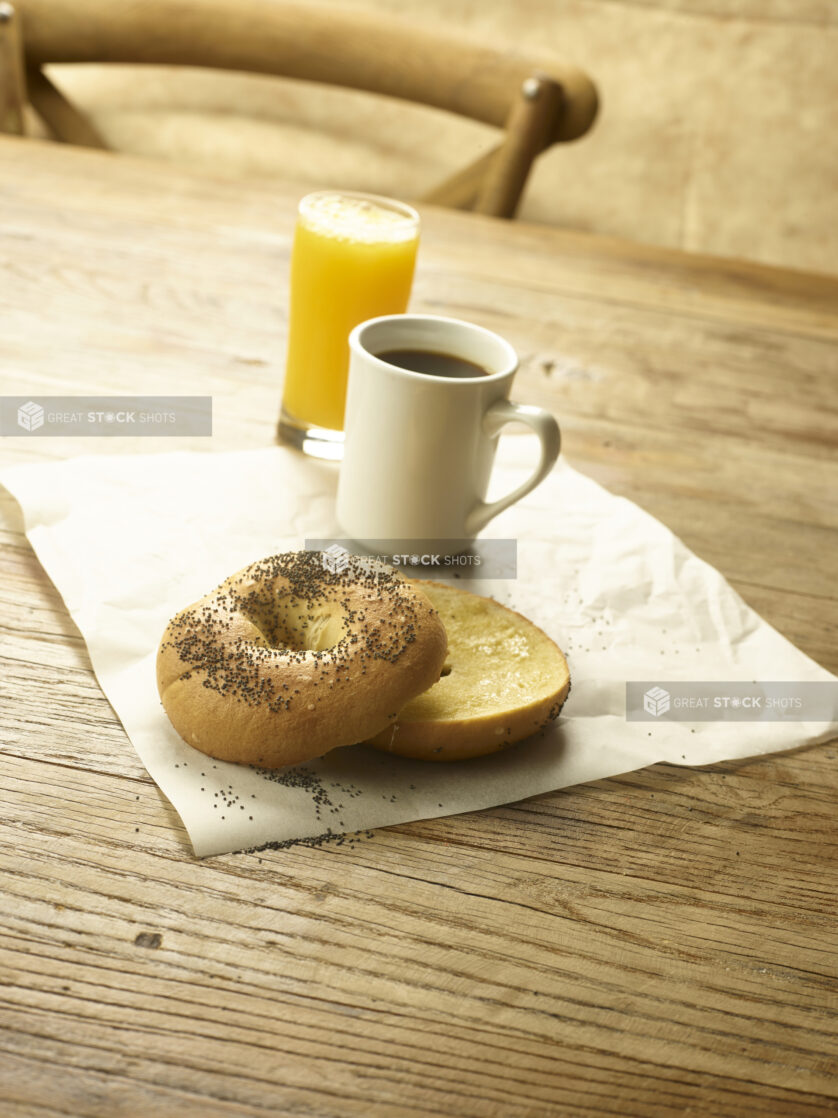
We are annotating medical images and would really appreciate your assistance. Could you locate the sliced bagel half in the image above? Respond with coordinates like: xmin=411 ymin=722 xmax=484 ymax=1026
xmin=366 ymin=580 xmax=570 ymax=762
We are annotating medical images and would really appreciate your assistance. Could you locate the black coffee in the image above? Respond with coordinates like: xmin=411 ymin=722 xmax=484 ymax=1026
xmin=378 ymin=348 xmax=490 ymax=379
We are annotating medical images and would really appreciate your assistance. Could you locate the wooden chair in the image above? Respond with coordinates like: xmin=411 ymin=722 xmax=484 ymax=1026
xmin=0 ymin=2 xmax=26 ymax=134
xmin=3 ymin=0 xmax=598 ymax=218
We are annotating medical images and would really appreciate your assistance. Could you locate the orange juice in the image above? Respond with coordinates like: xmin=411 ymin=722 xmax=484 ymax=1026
xmin=281 ymin=193 xmax=419 ymax=434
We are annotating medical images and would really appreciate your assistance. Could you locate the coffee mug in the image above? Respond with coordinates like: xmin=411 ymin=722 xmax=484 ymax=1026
xmin=336 ymin=314 xmax=560 ymax=550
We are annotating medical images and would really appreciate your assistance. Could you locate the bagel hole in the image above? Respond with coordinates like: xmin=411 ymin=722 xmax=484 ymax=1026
xmin=304 ymin=610 xmax=345 ymax=652
xmin=440 ymin=664 xmax=452 ymax=677
xmin=240 ymin=597 xmax=345 ymax=653
xmin=239 ymin=603 xmax=300 ymax=650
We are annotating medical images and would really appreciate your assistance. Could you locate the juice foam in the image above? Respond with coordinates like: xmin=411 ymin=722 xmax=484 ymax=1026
xmin=299 ymin=192 xmax=418 ymax=244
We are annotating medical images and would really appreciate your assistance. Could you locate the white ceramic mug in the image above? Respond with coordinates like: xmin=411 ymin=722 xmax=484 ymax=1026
xmin=337 ymin=314 xmax=560 ymax=550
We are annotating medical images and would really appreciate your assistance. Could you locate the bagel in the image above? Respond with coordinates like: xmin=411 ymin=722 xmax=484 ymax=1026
xmin=157 ymin=551 xmax=448 ymax=767
xmin=366 ymin=581 xmax=570 ymax=761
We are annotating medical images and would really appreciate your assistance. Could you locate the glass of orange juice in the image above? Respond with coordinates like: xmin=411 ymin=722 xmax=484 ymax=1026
xmin=277 ymin=191 xmax=420 ymax=459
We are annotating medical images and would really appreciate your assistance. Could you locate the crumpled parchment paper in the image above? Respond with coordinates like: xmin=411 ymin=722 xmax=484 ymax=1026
xmin=3 ymin=442 xmax=835 ymax=856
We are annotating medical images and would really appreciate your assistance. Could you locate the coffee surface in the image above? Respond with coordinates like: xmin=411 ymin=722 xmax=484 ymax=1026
xmin=378 ymin=348 xmax=489 ymax=379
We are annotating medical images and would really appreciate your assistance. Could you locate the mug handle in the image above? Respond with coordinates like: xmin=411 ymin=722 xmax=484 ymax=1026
xmin=464 ymin=400 xmax=561 ymax=536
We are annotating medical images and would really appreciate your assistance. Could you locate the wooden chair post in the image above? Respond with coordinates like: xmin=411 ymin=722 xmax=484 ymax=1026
xmin=27 ymin=65 xmax=107 ymax=147
xmin=474 ymin=74 xmax=565 ymax=219
xmin=0 ymin=1 xmax=26 ymax=135
xmin=422 ymin=147 xmax=500 ymax=212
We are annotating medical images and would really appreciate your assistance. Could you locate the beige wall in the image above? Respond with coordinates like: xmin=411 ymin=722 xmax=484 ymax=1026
xmin=46 ymin=0 xmax=838 ymax=274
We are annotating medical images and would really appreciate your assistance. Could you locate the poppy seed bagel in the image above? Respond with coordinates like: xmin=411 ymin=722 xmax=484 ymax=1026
xmin=157 ymin=551 xmax=448 ymax=767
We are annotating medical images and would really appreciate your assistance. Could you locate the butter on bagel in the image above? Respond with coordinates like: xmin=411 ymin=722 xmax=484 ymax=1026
xmin=157 ymin=551 xmax=447 ymax=767
xmin=366 ymin=581 xmax=570 ymax=761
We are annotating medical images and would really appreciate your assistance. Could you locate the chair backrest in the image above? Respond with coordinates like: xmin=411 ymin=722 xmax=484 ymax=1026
xmin=10 ymin=0 xmax=599 ymax=217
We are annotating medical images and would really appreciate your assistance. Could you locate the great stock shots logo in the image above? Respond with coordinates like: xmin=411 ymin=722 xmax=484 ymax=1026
xmin=643 ymin=686 xmax=671 ymax=717
xmin=308 ymin=538 xmax=518 ymax=581
xmin=321 ymin=544 xmax=351 ymax=575
xmin=627 ymin=681 xmax=838 ymax=722
xmin=1 ymin=396 xmax=212 ymax=436
xmin=17 ymin=401 xmax=44 ymax=432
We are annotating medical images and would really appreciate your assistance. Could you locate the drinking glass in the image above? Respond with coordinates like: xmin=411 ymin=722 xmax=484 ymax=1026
xmin=277 ymin=191 xmax=420 ymax=459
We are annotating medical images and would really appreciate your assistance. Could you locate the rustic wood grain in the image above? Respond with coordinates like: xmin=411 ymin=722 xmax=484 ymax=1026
xmin=0 ymin=136 xmax=836 ymax=1117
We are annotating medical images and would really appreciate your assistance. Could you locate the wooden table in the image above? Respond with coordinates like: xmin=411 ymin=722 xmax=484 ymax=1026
xmin=1 ymin=135 xmax=837 ymax=1117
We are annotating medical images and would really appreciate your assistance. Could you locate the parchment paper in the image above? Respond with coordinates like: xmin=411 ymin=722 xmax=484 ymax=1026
xmin=3 ymin=442 xmax=835 ymax=856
